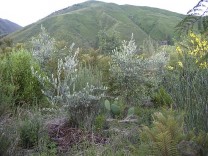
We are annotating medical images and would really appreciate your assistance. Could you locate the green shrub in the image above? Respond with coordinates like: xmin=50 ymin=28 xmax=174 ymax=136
xmin=110 ymin=35 xmax=168 ymax=106
xmin=138 ymin=108 xmax=184 ymax=156
xmin=31 ymin=28 xmax=107 ymax=131
xmin=0 ymin=75 xmax=15 ymax=116
xmin=38 ymin=133 xmax=57 ymax=156
xmin=135 ymin=107 xmax=157 ymax=126
xmin=94 ymin=114 xmax=107 ymax=131
xmin=19 ymin=116 xmax=40 ymax=148
xmin=0 ymin=50 xmax=44 ymax=107
xmin=0 ymin=134 xmax=11 ymax=156
xmin=152 ymin=87 xmax=173 ymax=108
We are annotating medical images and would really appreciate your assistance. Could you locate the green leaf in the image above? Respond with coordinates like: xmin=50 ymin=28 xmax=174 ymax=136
xmin=104 ymin=100 xmax=111 ymax=111
xmin=111 ymin=103 xmax=121 ymax=115
xmin=127 ymin=107 xmax=135 ymax=116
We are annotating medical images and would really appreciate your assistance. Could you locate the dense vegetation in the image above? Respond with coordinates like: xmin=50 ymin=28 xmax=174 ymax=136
xmin=0 ymin=1 xmax=208 ymax=156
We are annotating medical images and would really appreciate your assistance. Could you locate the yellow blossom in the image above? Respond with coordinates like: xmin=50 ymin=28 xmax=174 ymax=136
xmin=166 ymin=65 xmax=174 ymax=70
xmin=176 ymin=46 xmax=182 ymax=55
xmin=199 ymin=62 xmax=208 ymax=69
xmin=178 ymin=61 xmax=183 ymax=68
xmin=175 ymin=32 xmax=208 ymax=69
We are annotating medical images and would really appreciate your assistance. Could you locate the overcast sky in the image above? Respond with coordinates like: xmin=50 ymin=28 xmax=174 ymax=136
xmin=0 ymin=0 xmax=200 ymax=26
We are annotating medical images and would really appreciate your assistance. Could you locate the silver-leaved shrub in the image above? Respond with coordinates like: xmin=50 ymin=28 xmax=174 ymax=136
xmin=110 ymin=34 xmax=168 ymax=106
xmin=31 ymin=27 xmax=106 ymax=130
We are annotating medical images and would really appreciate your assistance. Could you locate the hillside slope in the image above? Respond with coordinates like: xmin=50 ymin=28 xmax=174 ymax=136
xmin=9 ymin=1 xmax=184 ymax=47
xmin=0 ymin=18 xmax=22 ymax=37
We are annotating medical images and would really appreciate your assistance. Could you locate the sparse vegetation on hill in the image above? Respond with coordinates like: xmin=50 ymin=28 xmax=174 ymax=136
xmin=8 ymin=1 xmax=184 ymax=48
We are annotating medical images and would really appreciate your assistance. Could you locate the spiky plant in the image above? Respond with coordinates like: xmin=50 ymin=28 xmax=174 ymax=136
xmin=139 ymin=109 xmax=184 ymax=156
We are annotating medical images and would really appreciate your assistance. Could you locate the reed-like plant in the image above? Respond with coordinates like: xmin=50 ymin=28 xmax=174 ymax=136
xmin=164 ymin=32 xmax=208 ymax=132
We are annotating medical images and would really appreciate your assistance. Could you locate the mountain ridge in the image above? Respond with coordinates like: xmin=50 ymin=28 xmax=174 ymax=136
xmin=0 ymin=18 xmax=22 ymax=37
xmin=8 ymin=1 xmax=184 ymax=47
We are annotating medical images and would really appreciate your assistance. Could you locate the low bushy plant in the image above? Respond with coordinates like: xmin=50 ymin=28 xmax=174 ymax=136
xmin=138 ymin=108 xmax=184 ymax=156
xmin=19 ymin=116 xmax=41 ymax=148
xmin=0 ymin=133 xmax=11 ymax=156
xmin=94 ymin=114 xmax=107 ymax=131
xmin=110 ymin=34 xmax=169 ymax=106
xmin=134 ymin=107 xmax=157 ymax=126
xmin=0 ymin=49 xmax=44 ymax=107
xmin=152 ymin=87 xmax=173 ymax=108
xmin=31 ymin=27 xmax=106 ymax=130
xmin=38 ymin=133 xmax=57 ymax=156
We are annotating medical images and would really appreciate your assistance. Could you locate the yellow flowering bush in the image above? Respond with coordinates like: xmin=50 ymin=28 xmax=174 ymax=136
xmin=176 ymin=32 xmax=208 ymax=69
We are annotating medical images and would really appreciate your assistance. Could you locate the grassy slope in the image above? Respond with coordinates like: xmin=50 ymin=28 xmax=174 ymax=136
xmin=9 ymin=1 xmax=184 ymax=47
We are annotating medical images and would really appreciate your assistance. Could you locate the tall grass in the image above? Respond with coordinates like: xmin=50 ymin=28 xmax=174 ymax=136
xmin=163 ymin=33 xmax=208 ymax=132
xmin=164 ymin=61 xmax=208 ymax=132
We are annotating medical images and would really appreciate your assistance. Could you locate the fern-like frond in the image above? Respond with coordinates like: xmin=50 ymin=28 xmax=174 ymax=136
xmin=139 ymin=109 xmax=184 ymax=156
xmin=175 ymin=0 xmax=208 ymax=35
xmin=155 ymin=131 xmax=178 ymax=156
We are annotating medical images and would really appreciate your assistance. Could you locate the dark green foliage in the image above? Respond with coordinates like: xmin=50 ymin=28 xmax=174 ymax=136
xmin=135 ymin=107 xmax=156 ymax=126
xmin=0 ymin=134 xmax=11 ymax=156
xmin=98 ymin=30 xmax=121 ymax=54
xmin=152 ymin=87 xmax=173 ymax=108
xmin=19 ymin=117 xmax=40 ymax=149
xmin=0 ymin=61 xmax=15 ymax=115
xmin=94 ymin=114 xmax=107 ymax=131
xmin=0 ymin=37 xmax=13 ymax=54
xmin=38 ymin=133 xmax=57 ymax=155
xmin=111 ymin=103 xmax=121 ymax=116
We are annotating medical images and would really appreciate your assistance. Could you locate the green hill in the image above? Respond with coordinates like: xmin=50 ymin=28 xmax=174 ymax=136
xmin=9 ymin=1 xmax=184 ymax=47
xmin=0 ymin=18 xmax=22 ymax=37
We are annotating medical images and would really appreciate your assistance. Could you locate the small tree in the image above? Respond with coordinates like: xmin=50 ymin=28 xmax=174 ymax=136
xmin=110 ymin=34 xmax=168 ymax=106
xmin=98 ymin=30 xmax=121 ymax=54
xmin=31 ymin=25 xmax=55 ymax=70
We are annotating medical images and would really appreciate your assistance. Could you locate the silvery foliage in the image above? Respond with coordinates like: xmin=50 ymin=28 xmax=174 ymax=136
xmin=31 ymin=25 xmax=55 ymax=69
xmin=31 ymin=44 xmax=79 ymax=105
xmin=31 ymin=27 xmax=106 ymax=120
xmin=110 ymin=34 xmax=169 ymax=101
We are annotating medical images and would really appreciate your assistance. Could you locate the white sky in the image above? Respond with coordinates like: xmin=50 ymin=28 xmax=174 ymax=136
xmin=0 ymin=0 xmax=200 ymax=27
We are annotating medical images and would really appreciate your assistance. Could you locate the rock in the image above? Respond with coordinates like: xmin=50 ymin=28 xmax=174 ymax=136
xmin=177 ymin=140 xmax=202 ymax=156
xmin=118 ymin=115 xmax=138 ymax=123
xmin=141 ymin=99 xmax=154 ymax=108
